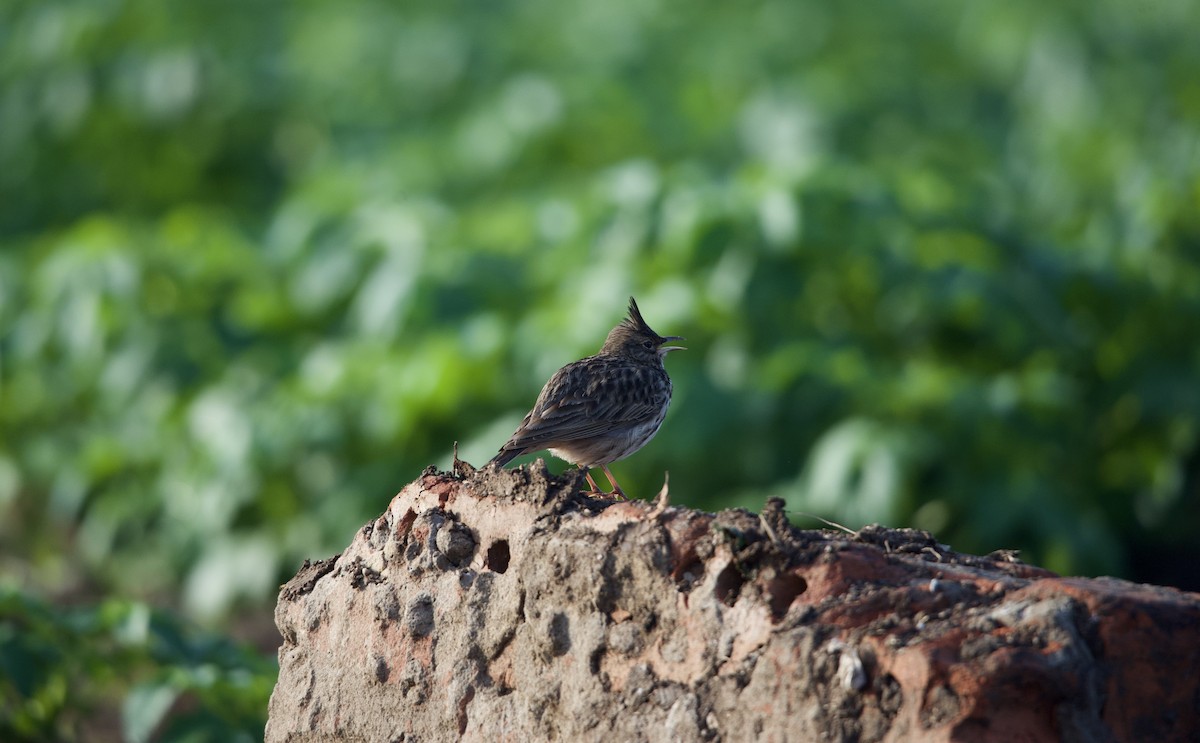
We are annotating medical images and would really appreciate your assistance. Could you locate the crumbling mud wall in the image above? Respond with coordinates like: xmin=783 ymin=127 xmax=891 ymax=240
xmin=266 ymin=463 xmax=1200 ymax=742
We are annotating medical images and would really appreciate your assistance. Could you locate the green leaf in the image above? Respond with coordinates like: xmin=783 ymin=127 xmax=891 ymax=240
xmin=122 ymin=682 xmax=180 ymax=743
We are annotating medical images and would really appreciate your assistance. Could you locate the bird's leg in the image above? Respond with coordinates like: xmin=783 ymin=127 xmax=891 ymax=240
xmin=600 ymin=465 xmax=626 ymax=500
xmin=580 ymin=466 xmax=605 ymax=496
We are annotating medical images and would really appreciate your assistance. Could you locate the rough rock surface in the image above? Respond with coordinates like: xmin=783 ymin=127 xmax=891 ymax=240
xmin=266 ymin=462 xmax=1200 ymax=742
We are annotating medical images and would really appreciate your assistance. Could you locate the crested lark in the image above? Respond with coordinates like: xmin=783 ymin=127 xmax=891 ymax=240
xmin=489 ymin=297 xmax=684 ymax=499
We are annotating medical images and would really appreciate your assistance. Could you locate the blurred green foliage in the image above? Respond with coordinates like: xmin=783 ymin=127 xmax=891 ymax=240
xmin=0 ymin=589 xmax=270 ymax=742
xmin=2 ymin=0 xmax=1199 ymax=737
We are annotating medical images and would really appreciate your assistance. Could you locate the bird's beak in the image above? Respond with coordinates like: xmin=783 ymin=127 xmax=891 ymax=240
xmin=658 ymin=336 xmax=686 ymax=354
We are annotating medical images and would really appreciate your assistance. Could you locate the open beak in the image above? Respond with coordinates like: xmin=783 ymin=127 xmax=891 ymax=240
xmin=658 ymin=335 xmax=686 ymax=354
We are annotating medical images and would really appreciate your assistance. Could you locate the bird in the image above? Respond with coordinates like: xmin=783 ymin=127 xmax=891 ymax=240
xmin=488 ymin=297 xmax=685 ymax=499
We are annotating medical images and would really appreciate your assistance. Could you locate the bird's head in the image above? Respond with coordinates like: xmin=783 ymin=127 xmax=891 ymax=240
xmin=600 ymin=297 xmax=686 ymax=362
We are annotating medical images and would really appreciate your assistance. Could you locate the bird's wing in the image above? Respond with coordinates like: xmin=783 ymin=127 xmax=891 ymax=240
xmin=499 ymin=357 xmax=667 ymax=452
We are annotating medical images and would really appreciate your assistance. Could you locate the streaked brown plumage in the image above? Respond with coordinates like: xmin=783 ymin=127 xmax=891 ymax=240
xmin=489 ymin=297 xmax=685 ymax=498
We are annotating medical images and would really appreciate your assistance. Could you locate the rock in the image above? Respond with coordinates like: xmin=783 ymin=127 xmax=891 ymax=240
xmin=266 ymin=464 xmax=1200 ymax=742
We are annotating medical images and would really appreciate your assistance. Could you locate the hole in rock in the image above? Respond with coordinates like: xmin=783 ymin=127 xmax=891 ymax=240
xmin=589 ymin=646 xmax=604 ymax=675
xmin=457 ymin=684 xmax=475 ymax=735
xmin=486 ymin=540 xmax=511 ymax=574
xmin=672 ymin=551 xmax=705 ymax=593
xmin=767 ymin=572 xmax=808 ymax=621
xmin=548 ymin=612 xmax=571 ymax=656
xmin=714 ymin=563 xmax=744 ymax=607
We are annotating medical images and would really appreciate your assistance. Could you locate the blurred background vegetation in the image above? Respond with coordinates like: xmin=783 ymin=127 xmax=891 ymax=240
xmin=2 ymin=0 xmax=1198 ymax=738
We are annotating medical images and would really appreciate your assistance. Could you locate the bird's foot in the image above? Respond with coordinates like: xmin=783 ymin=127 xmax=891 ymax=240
xmin=579 ymin=486 xmax=626 ymax=500
xmin=598 ymin=465 xmax=628 ymax=501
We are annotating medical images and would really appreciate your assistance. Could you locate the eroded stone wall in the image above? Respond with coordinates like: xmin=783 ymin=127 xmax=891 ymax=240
xmin=266 ymin=463 xmax=1200 ymax=742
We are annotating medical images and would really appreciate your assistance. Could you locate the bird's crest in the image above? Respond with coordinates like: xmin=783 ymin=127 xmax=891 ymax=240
xmin=617 ymin=297 xmax=664 ymax=341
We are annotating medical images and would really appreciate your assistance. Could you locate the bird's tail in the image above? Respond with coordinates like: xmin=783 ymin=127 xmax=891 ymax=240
xmin=488 ymin=449 xmax=521 ymax=468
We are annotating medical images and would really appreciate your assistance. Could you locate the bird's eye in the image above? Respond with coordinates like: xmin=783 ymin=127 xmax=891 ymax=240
xmin=642 ymin=340 xmax=655 ymax=350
